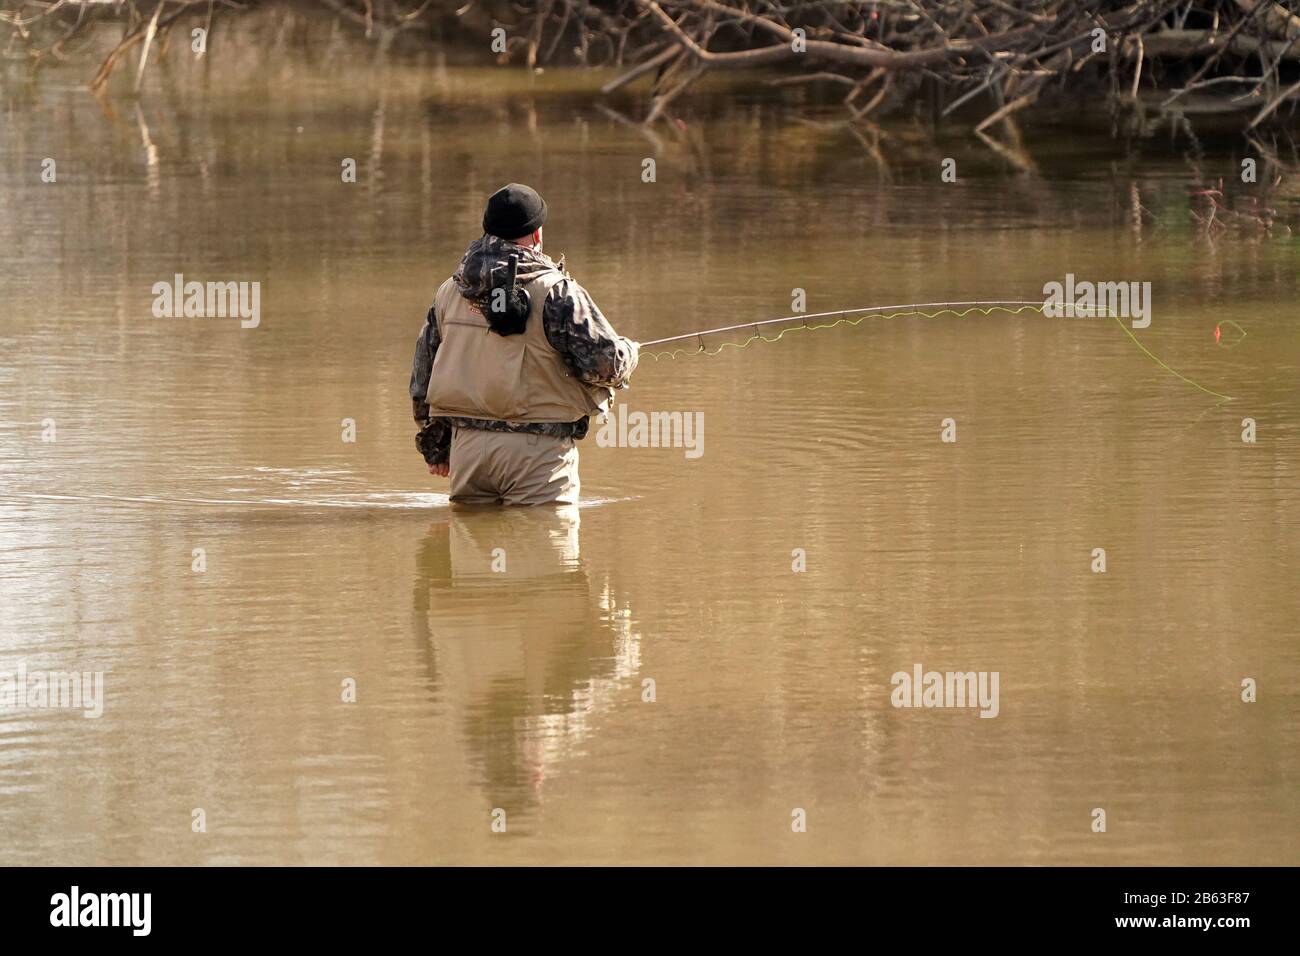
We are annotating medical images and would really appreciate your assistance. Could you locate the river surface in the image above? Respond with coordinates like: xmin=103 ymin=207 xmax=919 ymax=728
xmin=1 ymin=15 xmax=1297 ymax=865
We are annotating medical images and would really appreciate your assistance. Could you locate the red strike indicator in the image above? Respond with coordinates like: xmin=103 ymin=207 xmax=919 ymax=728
xmin=1215 ymin=324 xmax=1221 ymax=343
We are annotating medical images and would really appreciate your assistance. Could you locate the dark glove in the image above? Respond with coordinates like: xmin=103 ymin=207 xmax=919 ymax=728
xmin=415 ymin=420 xmax=451 ymax=466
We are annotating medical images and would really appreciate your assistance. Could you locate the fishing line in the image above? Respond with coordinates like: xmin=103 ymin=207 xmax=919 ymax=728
xmin=1109 ymin=313 xmax=1235 ymax=402
xmin=641 ymin=299 xmax=1235 ymax=402
xmin=1216 ymin=319 xmax=1247 ymax=349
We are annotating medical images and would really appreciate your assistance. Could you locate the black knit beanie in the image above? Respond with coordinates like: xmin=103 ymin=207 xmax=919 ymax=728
xmin=482 ymin=183 xmax=547 ymax=239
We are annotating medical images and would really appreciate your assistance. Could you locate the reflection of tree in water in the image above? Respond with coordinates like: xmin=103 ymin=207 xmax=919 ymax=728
xmin=412 ymin=506 xmax=639 ymax=817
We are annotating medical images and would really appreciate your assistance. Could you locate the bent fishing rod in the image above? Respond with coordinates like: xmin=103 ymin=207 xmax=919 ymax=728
xmin=635 ymin=298 xmax=1236 ymax=402
xmin=638 ymin=299 xmax=1043 ymax=348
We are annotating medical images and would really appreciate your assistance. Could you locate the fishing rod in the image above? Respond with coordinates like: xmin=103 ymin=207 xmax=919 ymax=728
xmin=638 ymin=299 xmax=1043 ymax=348
xmin=637 ymin=298 xmax=1236 ymax=402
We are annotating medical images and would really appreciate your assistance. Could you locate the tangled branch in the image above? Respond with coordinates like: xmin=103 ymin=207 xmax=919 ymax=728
xmin=5 ymin=0 xmax=1300 ymax=138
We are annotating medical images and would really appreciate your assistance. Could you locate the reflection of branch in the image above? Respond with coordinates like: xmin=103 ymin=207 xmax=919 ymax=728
xmin=1188 ymin=175 xmax=1292 ymax=239
xmin=597 ymin=103 xmax=664 ymax=152
xmin=975 ymin=89 xmax=1037 ymax=132
xmin=133 ymin=102 xmax=162 ymax=195
xmin=975 ymin=126 xmax=1039 ymax=175
xmin=844 ymin=121 xmax=891 ymax=180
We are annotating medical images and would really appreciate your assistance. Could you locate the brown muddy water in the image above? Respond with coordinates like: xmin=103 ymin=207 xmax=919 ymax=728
xmin=1 ymin=16 xmax=1297 ymax=865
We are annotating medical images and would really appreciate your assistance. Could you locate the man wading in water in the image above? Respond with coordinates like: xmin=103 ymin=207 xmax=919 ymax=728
xmin=410 ymin=184 xmax=639 ymax=504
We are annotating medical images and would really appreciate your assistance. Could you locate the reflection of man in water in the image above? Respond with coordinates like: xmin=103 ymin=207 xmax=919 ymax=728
xmin=412 ymin=506 xmax=640 ymax=812
xmin=409 ymin=183 xmax=639 ymax=505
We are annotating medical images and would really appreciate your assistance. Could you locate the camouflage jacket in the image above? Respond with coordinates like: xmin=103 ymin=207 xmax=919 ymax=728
xmin=410 ymin=235 xmax=639 ymax=466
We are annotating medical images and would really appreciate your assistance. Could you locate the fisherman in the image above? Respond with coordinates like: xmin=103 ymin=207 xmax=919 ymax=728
xmin=410 ymin=184 xmax=639 ymax=504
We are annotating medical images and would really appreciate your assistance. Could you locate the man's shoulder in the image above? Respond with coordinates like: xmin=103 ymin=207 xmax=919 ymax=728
xmin=528 ymin=268 xmax=572 ymax=296
xmin=431 ymin=275 xmax=461 ymax=310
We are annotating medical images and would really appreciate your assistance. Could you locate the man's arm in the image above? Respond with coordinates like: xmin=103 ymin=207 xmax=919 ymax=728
xmin=410 ymin=305 xmax=450 ymax=472
xmin=542 ymin=278 xmax=639 ymax=388
xmin=410 ymin=303 xmax=439 ymax=419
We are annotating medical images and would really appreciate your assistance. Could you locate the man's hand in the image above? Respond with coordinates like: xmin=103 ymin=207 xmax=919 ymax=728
xmin=416 ymin=421 xmax=451 ymax=474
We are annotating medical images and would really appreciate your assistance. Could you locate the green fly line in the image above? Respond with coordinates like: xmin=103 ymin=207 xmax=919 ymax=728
xmin=1109 ymin=313 xmax=1234 ymax=402
xmin=641 ymin=300 xmax=1235 ymax=402
xmin=1216 ymin=319 xmax=1248 ymax=349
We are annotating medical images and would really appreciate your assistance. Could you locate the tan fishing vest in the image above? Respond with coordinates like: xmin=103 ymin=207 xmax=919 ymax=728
xmin=425 ymin=270 xmax=613 ymax=423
